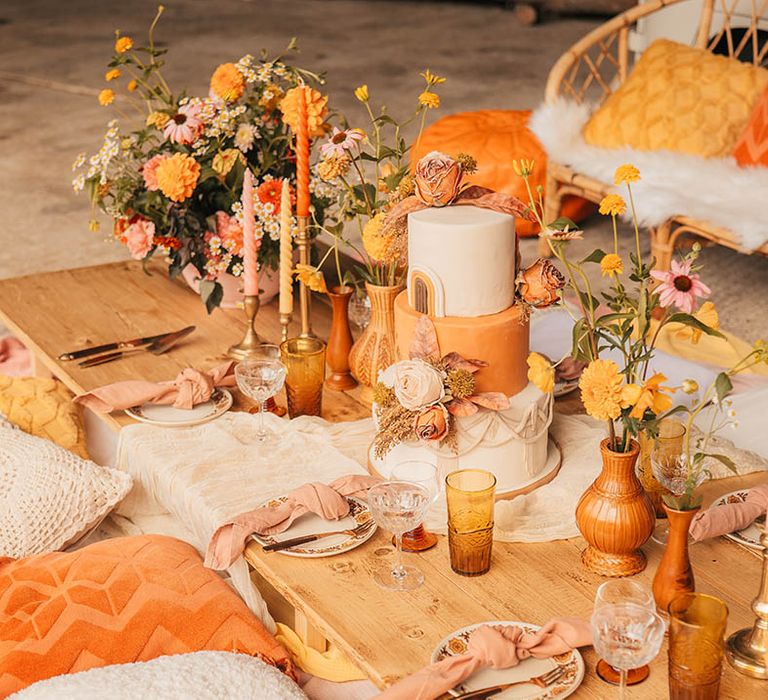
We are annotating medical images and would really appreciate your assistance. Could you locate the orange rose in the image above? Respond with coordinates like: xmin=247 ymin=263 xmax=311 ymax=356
xmin=413 ymin=404 xmax=449 ymax=443
xmin=414 ymin=151 xmax=462 ymax=207
xmin=517 ymin=259 xmax=565 ymax=308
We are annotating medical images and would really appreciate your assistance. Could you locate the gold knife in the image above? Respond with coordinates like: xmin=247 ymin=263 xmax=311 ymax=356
xmin=78 ymin=326 xmax=195 ymax=368
xmin=59 ymin=326 xmax=195 ymax=361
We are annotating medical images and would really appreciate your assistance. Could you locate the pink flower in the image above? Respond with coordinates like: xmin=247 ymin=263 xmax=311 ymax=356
xmin=320 ymin=127 xmax=364 ymax=157
xmin=163 ymin=102 xmax=204 ymax=145
xmin=123 ymin=219 xmax=155 ymax=260
xmin=142 ymin=154 xmax=167 ymax=191
xmin=215 ymin=211 xmax=244 ymax=256
xmin=651 ymin=259 xmax=711 ymax=314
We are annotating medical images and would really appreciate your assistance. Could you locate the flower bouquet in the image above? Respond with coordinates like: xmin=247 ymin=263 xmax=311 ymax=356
xmin=72 ymin=6 xmax=338 ymax=312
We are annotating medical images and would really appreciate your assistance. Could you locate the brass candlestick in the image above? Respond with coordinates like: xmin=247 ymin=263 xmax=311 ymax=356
xmin=296 ymin=214 xmax=315 ymax=338
xmin=227 ymin=294 xmax=261 ymax=360
xmin=726 ymin=522 xmax=768 ymax=679
xmin=279 ymin=311 xmax=292 ymax=343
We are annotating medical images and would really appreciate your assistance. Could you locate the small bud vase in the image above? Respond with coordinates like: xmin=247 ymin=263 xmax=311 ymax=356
xmin=575 ymin=438 xmax=656 ymax=577
xmin=653 ymin=504 xmax=699 ymax=617
xmin=325 ymin=286 xmax=357 ymax=391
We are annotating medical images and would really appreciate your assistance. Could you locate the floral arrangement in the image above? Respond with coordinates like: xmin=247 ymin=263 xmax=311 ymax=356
xmin=72 ymin=6 xmax=338 ymax=311
xmin=515 ymin=161 xmax=724 ymax=452
xmin=373 ymin=316 xmax=509 ymax=457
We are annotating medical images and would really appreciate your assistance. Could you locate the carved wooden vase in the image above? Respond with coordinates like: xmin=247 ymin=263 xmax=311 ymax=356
xmin=653 ymin=504 xmax=699 ymax=615
xmin=575 ymin=438 xmax=655 ymax=577
xmin=348 ymin=283 xmax=404 ymax=399
xmin=325 ymin=285 xmax=358 ymax=392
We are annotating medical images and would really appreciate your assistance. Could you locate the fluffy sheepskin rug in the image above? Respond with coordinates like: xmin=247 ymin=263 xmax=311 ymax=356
xmin=529 ymin=99 xmax=768 ymax=251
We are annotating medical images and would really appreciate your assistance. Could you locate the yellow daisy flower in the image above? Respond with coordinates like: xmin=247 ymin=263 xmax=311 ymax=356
xmin=420 ymin=69 xmax=446 ymax=86
xmin=294 ymin=264 xmax=328 ymax=294
xmin=354 ymin=85 xmax=369 ymax=102
xmin=127 ymin=79 xmax=138 ymax=92
xmin=674 ymin=301 xmax=719 ymax=345
xmin=115 ymin=36 xmax=134 ymax=54
xmin=614 ymin=164 xmax=640 ymax=185
xmin=598 ymin=194 xmax=626 ymax=217
xmin=105 ymin=69 xmax=121 ymax=82
xmin=622 ymin=373 xmax=676 ymax=419
xmin=98 ymin=89 xmax=115 ymax=106
xmin=527 ymin=352 xmax=554 ymax=394
xmin=600 ymin=253 xmax=624 ymax=277
xmin=418 ymin=91 xmax=440 ymax=109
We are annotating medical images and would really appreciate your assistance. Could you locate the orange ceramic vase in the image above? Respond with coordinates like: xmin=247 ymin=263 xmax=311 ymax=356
xmin=325 ymin=286 xmax=357 ymax=391
xmin=653 ymin=504 xmax=698 ymax=616
xmin=575 ymin=438 xmax=655 ymax=577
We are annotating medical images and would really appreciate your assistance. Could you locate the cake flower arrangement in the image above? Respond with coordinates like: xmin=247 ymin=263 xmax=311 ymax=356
xmin=72 ymin=6 xmax=338 ymax=311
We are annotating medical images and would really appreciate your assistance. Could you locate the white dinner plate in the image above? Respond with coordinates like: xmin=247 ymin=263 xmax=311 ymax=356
xmin=250 ymin=495 xmax=377 ymax=558
xmin=124 ymin=388 xmax=233 ymax=427
xmin=431 ymin=621 xmax=585 ymax=699
xmin=711 ymin=490 xmax=765 ymax=550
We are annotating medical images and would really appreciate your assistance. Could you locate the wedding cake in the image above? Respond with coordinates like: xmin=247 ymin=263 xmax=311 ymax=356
xmin=368 ymin=153 xmax=562 ymax=496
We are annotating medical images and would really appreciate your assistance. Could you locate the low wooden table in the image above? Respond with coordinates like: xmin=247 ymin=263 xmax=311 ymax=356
xmin=1 ymin=260 xmax=765 ymax=697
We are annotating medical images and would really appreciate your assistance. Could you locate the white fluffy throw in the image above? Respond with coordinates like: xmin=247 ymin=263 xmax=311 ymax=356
xmin=529 ymin=99 xmax=768 ymax=251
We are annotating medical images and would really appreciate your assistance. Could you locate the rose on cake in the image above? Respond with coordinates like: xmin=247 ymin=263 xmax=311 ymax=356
xmin=517 ymin=259 xmax=565 ymax=308
xmin=414 ymin=151 xmax=463 ymax=207
xmin=390 ymin=359 xmax=446 ymax=411
xmin=414 ymin=404 xmax=449 ymax=442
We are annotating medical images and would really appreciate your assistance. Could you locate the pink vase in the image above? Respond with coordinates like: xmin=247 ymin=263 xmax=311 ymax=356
xmin=182 ymin=265 xmax=280 ymax=308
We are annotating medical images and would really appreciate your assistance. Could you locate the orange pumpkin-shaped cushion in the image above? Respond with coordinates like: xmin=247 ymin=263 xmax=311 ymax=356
xmin=411 ymin=110 xmax=594 ymax=236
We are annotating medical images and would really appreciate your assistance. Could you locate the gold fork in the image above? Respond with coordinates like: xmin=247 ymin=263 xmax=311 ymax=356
xmin=449 ymin=665 xmax=567 ymax=699
xmin=262 ymin=519 xmax=375 ymax=552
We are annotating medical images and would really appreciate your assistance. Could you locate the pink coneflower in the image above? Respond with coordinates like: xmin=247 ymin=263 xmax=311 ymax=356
xmin=163 ymin=102 xmax=204 ymax=145
xmin=651 ymin=259 xmax=711 ymax=314
xmin=320 ymin=127 xmax=364 ymax=157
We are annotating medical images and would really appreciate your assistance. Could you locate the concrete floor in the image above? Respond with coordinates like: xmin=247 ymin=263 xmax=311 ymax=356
xmin=1 ymin=0 xmax=766 ymax=339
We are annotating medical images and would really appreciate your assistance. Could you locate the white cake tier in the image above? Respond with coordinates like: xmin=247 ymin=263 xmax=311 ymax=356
xmin=370 ymin=382 xmax=554 ymax=495
xmin=407 ymin=205 xmax=517 ymax=318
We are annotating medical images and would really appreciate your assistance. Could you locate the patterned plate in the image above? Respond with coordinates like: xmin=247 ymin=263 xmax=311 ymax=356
xmin=250 ymin=495 xmax=377 ymax=558
xmin=124 ymin=388 xmax=233 ymax=427
xmin=431 ymin=621 xmax=585 ymax=699
xmin=712 ymin=490 xmax=766 ymax=550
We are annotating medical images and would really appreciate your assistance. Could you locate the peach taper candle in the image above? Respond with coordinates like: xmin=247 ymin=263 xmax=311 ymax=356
xmin=279 ymin=179 xmax=293 ymax=341
xmin=241 ymin=168 xmax=258 ymax=297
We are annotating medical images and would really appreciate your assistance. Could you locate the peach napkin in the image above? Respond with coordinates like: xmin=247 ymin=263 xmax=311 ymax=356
xmin=689 ymin=483 xmax=768 ymax=542
xmin=0 ymin=336 xmax=32 ymax=377
xmin=376 ymin=619 xmax=592 ymax=700
xmin=205 ymin=474 xmax=381 ymax=570
xmin=74 ymin=361 xmax=236 ymax=413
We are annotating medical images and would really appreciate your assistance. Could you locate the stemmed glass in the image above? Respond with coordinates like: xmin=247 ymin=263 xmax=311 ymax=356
xmin=390 ymin=461 xmax=440 ymax=551
xmin=235 ymin=358 xmax=286 ymax=443
xmin=349 ymin=290 xmax=371 ymax=332
xmin=651 ymin=455 xmax=704 ymax=545
xmin=367 ymin=481 xmax=431 ymax=591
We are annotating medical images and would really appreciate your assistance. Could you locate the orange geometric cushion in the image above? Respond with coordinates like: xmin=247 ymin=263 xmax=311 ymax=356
xmin=0 ymin=535 xmax=293 ymax=696
xmin=411 ymin=110 xmax=594 ymax=236
xmin=733 ymin=86 xmax=768 ymax=166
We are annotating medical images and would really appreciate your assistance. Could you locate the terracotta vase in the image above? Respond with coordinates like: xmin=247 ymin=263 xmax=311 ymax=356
xmin=575 ymin=438 xmax=656 ymax=577
xmin=653 ymin=504 xmax=698 ymax=616
xmin=348 ymin=283 xmax=404 ymax=399
xmin=325 ymin=285 xmax=357 ymax=391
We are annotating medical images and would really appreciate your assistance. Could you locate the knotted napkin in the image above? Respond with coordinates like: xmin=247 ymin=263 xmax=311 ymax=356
xmin=689 ymin=483 xmax=768 ymax=542
xmin=376 ymin=619 xmax=592 ymax=700
xmin=74 ymin=361 xmax=236 ymax=413
xmin=205 ymin=474 xmax=381 ymax=570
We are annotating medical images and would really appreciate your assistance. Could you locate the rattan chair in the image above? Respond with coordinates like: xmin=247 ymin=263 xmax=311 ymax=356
xmin=540 ymin=0 xmax=768 ymax=268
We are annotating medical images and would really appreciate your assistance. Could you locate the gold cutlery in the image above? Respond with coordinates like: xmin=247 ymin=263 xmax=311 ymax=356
xmin=447 ymin=665 xmax=566 ymax=700
xmin=59 ymin=326 xmax=195 ymax=361
xmin=78 ymin=326 xmax=195 ymax=368
xmin=262 ymin=520 xmax=375 ymax=552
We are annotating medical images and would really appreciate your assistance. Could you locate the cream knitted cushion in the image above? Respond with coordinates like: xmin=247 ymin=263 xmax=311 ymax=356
xmin=0 ymin=426 xmax=132 ymax=558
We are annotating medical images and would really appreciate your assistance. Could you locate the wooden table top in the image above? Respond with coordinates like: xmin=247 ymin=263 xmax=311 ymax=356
xmin=1 ymin=260 xmax=765 ymax=698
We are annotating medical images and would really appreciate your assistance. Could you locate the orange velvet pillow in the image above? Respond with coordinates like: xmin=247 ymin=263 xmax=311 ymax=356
xmin=0 ymin=535 xmax=293 ymax=696
xmin=733 ymin=86 xmax=768 ymax=166
xmin=411 ymin=110 xmax=594 ymax=236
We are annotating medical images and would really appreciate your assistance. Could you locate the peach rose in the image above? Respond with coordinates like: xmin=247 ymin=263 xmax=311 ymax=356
xmin=414 ymin=151 xmax=462 ymax=207
xmin=517 ymin=259 xmax=565 ymax=308
xmin=393 ymin=359 xmax=445 ymax=411
xmin=414 ymin=403 xmax=449 ymax=442
xmin=123 ymin=218 xmax=155 ymax=260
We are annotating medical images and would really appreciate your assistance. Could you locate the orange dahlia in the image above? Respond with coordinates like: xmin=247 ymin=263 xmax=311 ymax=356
xmin=579 ymin=359 xmax=634 ymax=421
xmin=155 ymin=153 xmax=201 ymax=202
xmin=279 ymin=86 xmax=329 ymax=138
xmin=210 ymin=63 xmax=245 ymax=102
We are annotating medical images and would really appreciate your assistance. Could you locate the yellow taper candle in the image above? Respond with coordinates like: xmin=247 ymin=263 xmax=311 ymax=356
xmin=278 ymin=179 xmax=294 ymax=315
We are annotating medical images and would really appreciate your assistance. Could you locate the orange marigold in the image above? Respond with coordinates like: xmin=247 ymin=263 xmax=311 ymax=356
xmin=115 ymin=36 xmax=134 ymax=54
xmin=279 ymin=86 xmax=329 ymax=138
xmin=579 ymin=359 xmax=634 ymax=421
xmin=210 ymin=63 xmax=245 ymax=102
xmin=155 ymin=153 xmax=201 ymax=202
xmin=256 ymin=179 xmax=284 ymax=213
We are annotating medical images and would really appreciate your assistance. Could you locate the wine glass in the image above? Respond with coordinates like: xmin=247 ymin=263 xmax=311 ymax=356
xmin=349 ymin=290 xmax=371 ymax=332
xmin=250 ymin=344 xmax=281 ymax=415
xmin=367 ymin=481 xmax=431 ymax=591
xmin=651 ymin=456 xmax=705 ymax=545
xmin=591 ymin=602 xmax=665 ymax=700
xmin=594 ymin=580 xmax=655 ymax=686
xmin=235 ymin=359 xmax=286 ymax=443
xmin=390 ymin=461 xmax=440 ymax=551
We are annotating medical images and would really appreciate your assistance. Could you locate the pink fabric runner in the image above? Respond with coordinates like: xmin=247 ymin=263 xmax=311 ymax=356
xmin=74 ymin=361 xmax=236 ymax=413
xmin=205 ymin=474 xmax=381 ymax=570
xmin=376 ymin=619 xmax=592 ymax=700
xmin=0 ymin=336 xmax=32 ymax=377
xmin=690 ymin=483 xmax=768 ymax=542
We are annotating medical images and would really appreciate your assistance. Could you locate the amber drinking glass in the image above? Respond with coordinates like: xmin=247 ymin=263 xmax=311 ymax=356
xmin=668 ymin=593 xmax=729 ymax=700
xmin=446 ymin=469 xmax=496 ymax=576
xmin=648 ymin=419 xmax=687 ymax=545
xmin=280 ymin=337 xmax=326 ymax=418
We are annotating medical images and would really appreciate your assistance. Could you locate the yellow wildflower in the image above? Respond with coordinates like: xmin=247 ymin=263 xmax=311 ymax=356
xmin=154 ymin=153 xmax=201 ymax=202
xmin=599 ymin=194 xmax=626 ymax=217
xmin=512 ymin=159 xmax=535 ymax=177
xmin=115 ymin=36 xmax=134 ymax=54
xmin=354 ymin=84 xmax=369 ymax=102
xmin=105 ymin=69 xmax=121 ymax=81
xmin=579 ymin=359 xmax=634 ymax=421
xmin=527 ymin=352 xmax=554 ymax=394
xmin=210 ymin=62 xmax=245 ymax=102
xmin=98 ymin=89 xmax=115 ymax=106
xmin=317 ymin=153 xmax=351 ymax=182
xmin=212 ymin=149 xmax=242 ymax=177
xmin=146 ymin=111 xmax=170 ymax=129
xmin=675 ymin=301 xmax=719 ymax=345
xmin=418 ymin=91 xmax=440 ymax=109
xmin=622 ymin=373 xmax=676 ymax=419
xmin=600 ymin=253 xmax=624 ymax=277
xmin=294 ymin=264 xmax=327 ymax=294
xmin=127 ymin=79 xmax=138 ymax=92
xmin=420 ymin=69 xmax=446 ymax=86
xmin=614 ymin=164 xmax=640 ymax=185
xmin=88 ymin=219 xmax=100 ymax=232
xmin=279 ymin=87 xmax=329 ymax=138
xmin=377 ymin=162 xmax=397 ymax=192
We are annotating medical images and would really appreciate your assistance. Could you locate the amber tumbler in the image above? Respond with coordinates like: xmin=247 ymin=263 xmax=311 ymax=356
xmin=668 ymin=593 xmax=729 ymax=700
xmin=445 ymin=469 xmax=496 ymax=576
xmin=638 ymin=419 xmax=686 ymax=517
xmin=280 ymin=337 xmax=326 ymax=418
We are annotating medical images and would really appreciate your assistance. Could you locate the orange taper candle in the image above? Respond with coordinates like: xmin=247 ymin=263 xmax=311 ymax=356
xmin=295 ymin=86 xmax=310 ymax=217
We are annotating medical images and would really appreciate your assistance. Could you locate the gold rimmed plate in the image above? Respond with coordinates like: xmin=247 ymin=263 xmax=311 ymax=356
xmin=712 ymin=490 xmax=765 ymax=550
xmin=124 ymin=388 xmax=233 ymax=427
xmin=431 ymin=621 xmax=584 ymax=699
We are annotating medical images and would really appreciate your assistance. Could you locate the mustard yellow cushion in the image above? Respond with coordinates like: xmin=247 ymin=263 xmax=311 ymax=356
xmin=583 ymin=39 xmax=768 ymax=157
xmin=0 ymin=375 xmax=89 ymax=459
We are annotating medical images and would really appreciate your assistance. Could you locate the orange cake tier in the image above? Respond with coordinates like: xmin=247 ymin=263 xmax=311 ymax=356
xmin=394 ymin=291 xmax=529 ymax=397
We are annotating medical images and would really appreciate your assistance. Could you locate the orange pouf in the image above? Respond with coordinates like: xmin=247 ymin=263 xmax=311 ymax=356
xmin=411 ymin=110 xmax=594 ymax=236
